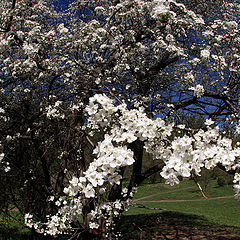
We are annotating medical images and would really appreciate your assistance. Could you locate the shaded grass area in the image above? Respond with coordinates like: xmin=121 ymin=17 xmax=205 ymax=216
xmin=1 ymin=180 xmax=240 ymax=239
xmin=0 ymin=211 xmax=32 ymax=240
xmin=130 ymin=198 xmax=240 ymax=228
xmin=0 ymin=225 xmax=68 ymax=240
xmin=0 ymin=211 xmax=68 ymax=240
xmin=0 ymin=227 xmax=33 ymax=240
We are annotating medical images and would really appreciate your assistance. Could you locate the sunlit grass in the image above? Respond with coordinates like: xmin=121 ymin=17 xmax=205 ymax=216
xmin=126 ymin=179 xmax=240 ymax=228
xmin=1 ymin=179 xmax=240 ymax=239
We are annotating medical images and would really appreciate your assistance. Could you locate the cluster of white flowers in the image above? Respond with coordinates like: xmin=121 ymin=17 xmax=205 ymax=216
xmin=57 ymin=23 xmax=69 ymax=34
xmin=0 ymin=107 xmax=8 ymax=122
xmin=25 ymin=209 xmax=71 ymax=236
xmin=236 ymin=120 xmax=240 ymax=135
xmin=24 ymin=94 xmax=167 ymax=235
xmin=159 ymin=123 xmax=240 ymax=186
xmin=152 ymin=0 xmax=172 ymax=18
xmin=86 ymin=94 xmax=173 ymax=144
xmin=189 ymin=84 xmax=205 ymax=98
xmin=184 ymin=72 xmax=195 ymax=82
xmin=9 ymin=0 xmax=240 ymax=237
xmin=45 ymin=101 xmax=65 ymax=119
xmin=26 ymin=93 xmax=240 ymax=237
xmin=200 ymin=49 xmax=211 ymax=61
xmin=0 ymin=142 xmax=9 ymax=172
xmin=233 ymin=173 xmax=240 ymax=200
xmin=88 ymin=198 xmax=133 ymax=234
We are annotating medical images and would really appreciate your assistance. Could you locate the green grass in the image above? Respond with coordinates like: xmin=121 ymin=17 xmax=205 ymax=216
xmin=126 ymin=179 xmax=240 ymax=228
xmin=131 ymin=179 xmax=192 ymax=199
xmin=119 ymin=179 xmax=240 ymax=239
xmin=0 ymin=211 xmax=68 ymax=240
xmin=130 ymin=198 xmax=240 ymax=227
xmin=133 ymin=180 xmax=234 ymax=201
xmin=0 ymin=211 xmax=32 ymax=240
xmin=2 ymin=179 xmax=240 ymax=239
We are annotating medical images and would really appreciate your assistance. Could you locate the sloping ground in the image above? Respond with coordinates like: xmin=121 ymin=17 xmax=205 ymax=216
xmin=133 ymin=187 xmax=197 ymax=203
xmin=134 ymin=195 xmax=233 ymax=203
xmin=119 ymin=211 xmax=240 ymax=240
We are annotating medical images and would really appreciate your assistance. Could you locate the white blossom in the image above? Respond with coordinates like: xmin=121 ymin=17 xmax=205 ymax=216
xmin=189 ymin=85 xmax=205 ymax=98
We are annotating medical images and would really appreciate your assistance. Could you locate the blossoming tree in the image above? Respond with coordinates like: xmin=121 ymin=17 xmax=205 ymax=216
xmin=0 ymin=0 xmax=240 ymax=239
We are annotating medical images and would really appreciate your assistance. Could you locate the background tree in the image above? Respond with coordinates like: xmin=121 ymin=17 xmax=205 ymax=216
xmin=0 ymin=0 xmax=240 ymax=239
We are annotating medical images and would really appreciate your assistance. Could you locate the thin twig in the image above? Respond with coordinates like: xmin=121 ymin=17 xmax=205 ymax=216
xmin=86 ymin=135 xmax=95 ymax=147
xmin=193 ymin=175 xmax=208 ymax=199
xmin=104 ymin=85 xmax=123 ymax=104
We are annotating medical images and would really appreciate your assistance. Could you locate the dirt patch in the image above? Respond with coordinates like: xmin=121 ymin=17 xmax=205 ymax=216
xmin=150 ymin=222 xmax=240 ymax=240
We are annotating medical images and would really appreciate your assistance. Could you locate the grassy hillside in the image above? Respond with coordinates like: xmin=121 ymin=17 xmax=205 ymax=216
xmin=127 ymin=179 xmax=240 ymax=228
xmin=1 ymin=179 xmax=240 ymax=239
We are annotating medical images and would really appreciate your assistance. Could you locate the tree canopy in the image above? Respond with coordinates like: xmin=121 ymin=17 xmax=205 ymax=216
xmin=0 ymin=0 xmax=240 ymax=239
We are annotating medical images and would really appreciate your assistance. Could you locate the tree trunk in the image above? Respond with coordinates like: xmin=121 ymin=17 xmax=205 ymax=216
xmin=129 ymin=140 xmax=144 ymax=189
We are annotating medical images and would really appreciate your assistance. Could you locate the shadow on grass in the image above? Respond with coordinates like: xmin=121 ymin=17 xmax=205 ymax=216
xmin=0 ymin=226 xmax=33 ymax=240
xmin=0 ymin=226 xmax=68 ymax=240
xmin=2 ymin=211 xmax=240 ymax=239
xmin=119 ymin=211 xmax=240 ymax=240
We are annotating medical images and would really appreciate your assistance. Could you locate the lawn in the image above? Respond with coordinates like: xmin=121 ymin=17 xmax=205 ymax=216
xmin=127 ymin=179 xmax=240 ymax=228
xmin=119 ymin=179 xmax=240 ymax=239
xmin=1 ymin=179 xmax=240 ymax=239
